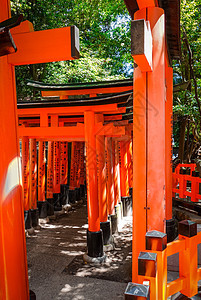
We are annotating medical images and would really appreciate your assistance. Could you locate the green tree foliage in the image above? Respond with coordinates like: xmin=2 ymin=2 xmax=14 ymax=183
xmin=10 ymin=0 xmax=132 ymax=99
xmin=173 ymin=0 xmax=201 ymax=161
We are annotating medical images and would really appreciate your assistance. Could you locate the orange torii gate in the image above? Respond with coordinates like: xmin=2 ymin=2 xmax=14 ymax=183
xmin=25 ymin=78 xmax=133 ymax=226
xmin=17 ymin=92 xmax=131 ymax=260
xmin=0 ymin=0 xmax=79 ymax=297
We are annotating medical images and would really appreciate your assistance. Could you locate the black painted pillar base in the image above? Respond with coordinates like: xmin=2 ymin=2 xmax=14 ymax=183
xmin=30 ymin=290 xmax=36 ymax=300
xmin=31 ymin=209 xmax=39 ymax=227
xmin=65 ymin=186 xmax=69 ymax=204
xmin=37 ymin=201 xmax=48 ymax=218
xmin=87 ymin=229 xmax=104 ymax=258
xmin=46 ymin=198 xmax=54 ymax=216
xmin=109 ymin=214 xmax=118 ymax=234
xmin=121 ymin=196 xmax=132 ymax=217
xmin=53 ymin=193 xmax=62 ymax=211
xmin=129 ymin=187 xmax=133 ymax=200
xmin=75 ymin=187 xmax=81 ymax=202
xmin=115 ymin=203 xmax=121 ymax=225
xmin=120 ymin=201 xmax=123 ymax=219
xmin=100 ymin=221 xmax=112 ymax=245
xmin=24 ymin=210 xmax=32 ymax=229
xmin=69 ymin=189 xmax=76 ymax=204
xmin=166 ymin=218 xmax=177 ymax=243
xmin=60 ymin=184 xmax=69 ymax=205
xmin=80 ymin=184 xmax=86 ymax=198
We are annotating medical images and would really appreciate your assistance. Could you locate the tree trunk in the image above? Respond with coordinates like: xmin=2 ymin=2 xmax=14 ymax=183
xmin=178 ymin=117 xmax=187 ymax=163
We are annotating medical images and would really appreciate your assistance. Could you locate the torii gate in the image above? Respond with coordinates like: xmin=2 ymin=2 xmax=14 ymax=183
xmin=17 ymin=91 xmax=132 ymax=257
xmin=122 ymin=0 xmax=180 ymax=298
xmin=0 ymin=0 xmax=79 ymax=298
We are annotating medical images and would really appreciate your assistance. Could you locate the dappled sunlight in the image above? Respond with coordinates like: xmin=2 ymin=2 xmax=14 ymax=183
xmin=26 ymin=202 xmax=132 ymax=299
xmin=61 ymin=250 xmax=85 ymax=256
xmin=3 ymin=156 xmax=22 ymax=200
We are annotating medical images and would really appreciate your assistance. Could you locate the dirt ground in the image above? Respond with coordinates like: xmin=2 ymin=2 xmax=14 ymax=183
xmin=26 ymin=203 xmax=132 ymax=300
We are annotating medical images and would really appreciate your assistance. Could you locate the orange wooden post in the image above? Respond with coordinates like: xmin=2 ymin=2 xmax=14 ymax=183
xmin=29 ymin=139 xmax=37 ymax=210
xmin=146 ymin=7 xmax=166 ymax=232
xmin=84 ymin=111 xmax=103 ymax=258
xmin=191 ymin=173 xmax=198 ymax=202
xmin=105 ymin=137 xmax=115 ymax=216
xmin=53 ymin=141 xmax=61 ymax=194
xmin=128 ymin=139 xmax=133 ymax=190
xmin=112 ymin=140 xmax=117 ymax=206
xmin=22 ymin=136 xmax=33 ymax=230
xmin=53 ymin=141 xmax=61 ymax=209
xmin=179 ymin=172 xmax=186 ymax=199
xmin=0 ymin=1 xmax=29 ymax=298
xmin=165 ymin=60 xmax=175 ymax=242
xmin=79 ymin=142 xmax=86 ymax=198
xmin=119 ymin=140 xmax=129 ymax=197
xmin=119 ymin=140 xmax=131 ymax=217
xmin=29 ymin=139 xmax=38 ymax=228
xmin=75 ymin=142 xmax=81 ymax=201
xmin=95 ymin=114 xmax=112 ymax=245
xmin=69 ymin=142 xmax=77 ymax=203
xmin=38 ymin=141 xmax=47 ymax=218
xmin=46 ymin=141 xmax=54 ymax=216
xmin=114 ymin=141 xmax=121 ymax=205
xmin=114 ymin=140 xmax=122 ymax=224
xmin=62 ymin=142 xmax=68 ymax=185
xmin=178 ymin=221 xmax=198 ymax=297
xmin=60 ymin=141 xmax=68 ymax=206
xmin=75 ymin=142 xmax=80 ymax=188
xmin=132 ymin=6 xmax=166 ymax=282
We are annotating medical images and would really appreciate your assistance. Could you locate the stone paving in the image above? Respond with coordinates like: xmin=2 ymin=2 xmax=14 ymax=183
xmin=26 ymin=203 xmax=130 ymax=300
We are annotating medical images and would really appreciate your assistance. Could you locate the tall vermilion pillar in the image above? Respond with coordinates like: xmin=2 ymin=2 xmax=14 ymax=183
xmin=79 ymin=142 xmax=86 ymax=198
xmin=96 ymin=114 xmax=107 ymax=223
xmin=75 ymin=142 xmax=80 ymax=188
xmin=68 ymin=142 xmax=77 ymax=203
xmin=38 ymin=141 xmax=47 ymax=218
xmin=61 ymin=142 xmax=68 ymax=185
xmin=22 ymin=136 xmax=33 ymax=229
xmin=0 ymin=1 xmax=29 ymax=298
xmin=46 ymin=141 xmax=54 ymax=216
xmin=114 ymin=141 xmax=121 ymax=206
xmin=106 ymin=137 xmax=115 ymax=216
xmin=84 ymin=111 xmax=103 ymax=258
xmin=132 ymin=7 xmax=166 ymax=282
xmin=119 ymin=141 xmax=129 ymax=198
xmin=80 ymin=142 xmax=85 ymax=186
xmin=119 ymin=140 xmax=131 ymax=217
xmin=69 ymin=142 xmax=76 ymax=190
xmin=47 ymin=141 xmax=54 ymax=200
xmin=146 ymin=7 xmax=166 ymax=232
xmin=22 ymin=137 xmax=30 ymax=212
xmin=128 ymin=139 xmax=133 ymax=189
xmin=165 ymin=60 xmax=174 ymax=241
xmin=29 ymin=139 xmax=37 ymax=210
xmin=53 ymin=141 xmax=61 ymax=194
xmin=38 ymin=141 xmax=46 ymax=202
xmin=95 ymin=114 xmax=112 ymax=245
xmin=165 ymin=62 xmax=173 ymax=219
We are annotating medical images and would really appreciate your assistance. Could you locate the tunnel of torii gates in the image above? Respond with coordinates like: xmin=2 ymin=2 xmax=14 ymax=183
xmin=0 ymin=0 xmax=180 ymax=298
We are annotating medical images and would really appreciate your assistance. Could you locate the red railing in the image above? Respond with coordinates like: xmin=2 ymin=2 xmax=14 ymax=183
xmin=125 ymin=221 xmax=201 ymax=300
xmin=172 ymin=163 xmax=201 ymax=202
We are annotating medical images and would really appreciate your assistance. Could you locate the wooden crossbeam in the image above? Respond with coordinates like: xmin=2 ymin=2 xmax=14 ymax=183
xmin=8 ymin=25 xmax=79 ymax=65
xmin=18 ymin=122 xmax=126 ymax=140
xmin=17 ymin=104 xmax=125 ymax=118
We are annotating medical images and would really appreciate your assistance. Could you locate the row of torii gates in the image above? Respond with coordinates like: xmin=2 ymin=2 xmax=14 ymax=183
xmin=19 ymin=80 xmax=134 ymax=248
xmin=2 ymin=0 xmax=199 ymax=299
